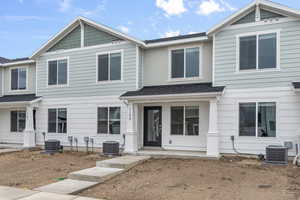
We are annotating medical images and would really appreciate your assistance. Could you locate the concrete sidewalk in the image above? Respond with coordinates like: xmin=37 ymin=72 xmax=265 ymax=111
xmin=0 ymin=186 xmax=102 ymax=200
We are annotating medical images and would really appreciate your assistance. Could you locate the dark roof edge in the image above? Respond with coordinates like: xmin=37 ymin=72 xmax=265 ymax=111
xmin=144 ymin=32 xmax=207 ymax=44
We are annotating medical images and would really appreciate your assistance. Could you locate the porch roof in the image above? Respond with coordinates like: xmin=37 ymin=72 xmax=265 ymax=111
xmin=0 ymin=94 xmax=41 ymax=103
xmin=120 ymin=83 xmax=225 ymax=100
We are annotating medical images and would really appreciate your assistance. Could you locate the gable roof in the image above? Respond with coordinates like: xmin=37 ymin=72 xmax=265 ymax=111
xmin=207 ymin=0 xmax=300 ymax=35
xmin=30 ymin=16 xmax=145 ymax=59
xmin=0 ymin=57 xmax=9 ymax=64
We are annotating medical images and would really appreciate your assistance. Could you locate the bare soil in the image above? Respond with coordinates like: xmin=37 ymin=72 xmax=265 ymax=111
xmin=0 ymin=150 xmax=105 ymax=189
xmin=80 ymin=156 xmax=300 ymax=200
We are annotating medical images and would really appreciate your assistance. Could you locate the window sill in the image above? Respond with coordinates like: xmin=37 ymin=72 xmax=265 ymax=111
xmin=168 ymin=77 xmax=203 ymax=83
xmin=235 ymin=68 xmax=280 ymax=74
xmin=237 ymin=136 xmax=277 ymax=140
xmin=47 ymin=84 xmax=69 ymax=88
xmin=8 ymin=89 xmax=28 ymax=93
xmin=96 ymin=80 xmax=123 ymax=84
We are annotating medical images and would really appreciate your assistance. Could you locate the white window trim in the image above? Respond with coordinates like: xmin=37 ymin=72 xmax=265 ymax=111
xmin=9 ymin=66 xmax=28 ymax=92
xmin=237 ymin=100 xmax=278 ymax=139
xmin=46 ymin=57 xmax=69 ymax=88
xmin=10 ymin=110 xmax=26 ymax=133
xmin=235 ymin=29 xmax=281 ymax=73
xmin=170 ymin=105 xmax=200 ymax=136
xmin=168 ymin=45 xmax=203 ymax=82
xmin=47 ymin=107 xmax=68 ymax=134
xmin=97 ymin=106 xmax=121 ymax=135
xmin=96 ymin=50 xmax=124 ymax=84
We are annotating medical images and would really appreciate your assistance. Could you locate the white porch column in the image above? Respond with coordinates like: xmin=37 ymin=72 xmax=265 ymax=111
xmin=23 ymin=105 xmax=36 ymax=148
xmin=207 ymin=99 xmax=219 ymax=157
xmin=124 ymin=103 xmax=138 ymax=153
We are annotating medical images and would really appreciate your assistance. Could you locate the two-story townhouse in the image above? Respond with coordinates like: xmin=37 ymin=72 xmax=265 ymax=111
xmin=1 ymin=0 xmax=300 ymax=158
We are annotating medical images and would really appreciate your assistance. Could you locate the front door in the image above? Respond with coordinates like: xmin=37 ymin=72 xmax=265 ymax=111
xmin=144 ymin=107 xmax=162 ymax=147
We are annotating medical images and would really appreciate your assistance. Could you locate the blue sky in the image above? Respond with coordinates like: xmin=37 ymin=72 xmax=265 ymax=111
xmin=0 ymin=0 xmax=299 ymax=59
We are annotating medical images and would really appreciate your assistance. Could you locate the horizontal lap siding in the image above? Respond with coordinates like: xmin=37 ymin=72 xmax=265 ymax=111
xmin=36 ymin=43 xmax=137 ymax=98
xmin=214 ymin=20 xmax=300 ymax=89
xmin=218 ymin=87 xmax=300 ymax=155
xmin=35 ymin=96 xmax=126 ymax=147
xmin=0 ymin=69 xmax=2 ymax=96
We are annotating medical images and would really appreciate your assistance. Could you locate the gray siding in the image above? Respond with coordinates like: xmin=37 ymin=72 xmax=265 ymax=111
xmin=0 ymin=68 xmax=2 ymax=96
xmin=36 ymin=42 xmax=137 ymax=98
xmin=48 ymin=26 xmax=81 ymax=52
xmin=214 ymin=19 xmax=300 ymax=89
xmin=143 ymin=42 xmax=212 ymax=86
xmin=233 ymin=10 xmax=256 ymax=25
xmin=2 ymin=64 xmax=36 ymax=95
xmin=261 ymin=9 xmax=285 ymax=20
xmin=84 ymin=24 xmax=122 ymax=47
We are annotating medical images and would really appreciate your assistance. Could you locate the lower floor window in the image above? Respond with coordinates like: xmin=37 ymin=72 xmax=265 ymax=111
xmin=239 ymin=102 xmax=276 ymax=137
xmin=48 ymin=108 xmax=67 ymax=133
xmin=171 ymin=106 xmax=199 ymax=136
xmin=98 ymin=107 xmax=121 ymax=134
xmin=11 ymin=111 xmax=26 ymax=132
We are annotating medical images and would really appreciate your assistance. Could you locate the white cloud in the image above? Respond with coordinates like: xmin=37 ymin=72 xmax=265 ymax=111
xmin=196 ymin=0 xmax=236 ymax=16
xmin=1 ymin=15 xmax=52 ymax=21
xmin=188 ymin=31 xmax=197 ymax=34
xmin=156 ymin=0 xmax=187 ymax=16
xmin=19 ymin=0 xmax=24 ymax=4
xmin=164 ymin=30 xmax=180 ymax=37
xmin=118 ymin=25 xmax=130 ymax=33
xmin=59 ymin=0 xmax=72 ymax=12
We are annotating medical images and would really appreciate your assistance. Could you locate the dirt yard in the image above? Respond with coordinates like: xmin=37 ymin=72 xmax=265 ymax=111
xmin=0 ymin=150 xmax=104 ymax=189
xmin=80 ymin=156 xmax=300 ymax=200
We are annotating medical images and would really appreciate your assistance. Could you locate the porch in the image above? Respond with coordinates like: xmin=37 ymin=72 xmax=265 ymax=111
xmin=120 ymin=83 xmax=225 ymax=157
xmin=0 ymin=94 xmax=41 ymax=147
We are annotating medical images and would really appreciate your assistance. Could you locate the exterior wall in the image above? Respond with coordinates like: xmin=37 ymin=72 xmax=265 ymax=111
xmin=84 ymin=24 xmax=121 ymax=47
xmin=218 ymin=87 xmax=300 ymax=156
xmin=0 ymin=68 xmax=2 ymax=96
xmin=137 ymin=102 xmax=209 ymax=151
xmin=214 ymin=19 xmax=300 ymax=89
xmin=48 ymin=26 xmax=81 ymax=52
xmin=36 ymin=42 xmax=137 ymax=98
xmin=0 ymin=108 xmax=25 ymax=144
xmin=2 ymin=63 xmax=36 ymax=95
xmin=137 ymin=47 xmax=143 ymax=88
xmin=143 ymin=41 xmax=212 ymax=86
xmin=35 ymin=96 xmax=126 ymax=147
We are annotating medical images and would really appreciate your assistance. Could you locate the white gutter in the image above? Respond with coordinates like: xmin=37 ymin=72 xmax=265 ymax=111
xmin=145 ymin=36 xmax=209 ymax=48
xmin=0 ymin=59 xmax=35 ymax=67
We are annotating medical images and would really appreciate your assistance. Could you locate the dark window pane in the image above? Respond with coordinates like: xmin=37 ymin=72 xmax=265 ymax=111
xmin=110 ymin=53 xmax=121 ymax=81
xmin=98 ymin=54 xmax=109 ymax=81
xmin=258 ymin=102 xmax=276 ymax=137
xmin=10 ymin=111 xmax=18 ymax=132
xmin=58 ymin=59 xmax=68 ymax=84
xmin=18 ymin=111 xmax=26 ymax=132
xmin=240 ymin=36 xmax=257 ymax=70
xmin=19 ymin=68 xmax=26 ymax=90
xmin=171 ymin=49 xmax=184 ymax=78
xmin=239 ymin=103 xmax=256 ymax=136
xmin=11 ymin=69 xmax=18 ymax=90
xmin=171 ymin=106 xmax=184 ymax=135
xmin=98 ymin=107 xmax=108 ymax=134
xmin=258 ymin=33 xmax=277 ymax=69
xmin=48 ymin=60 xmax=57 ymax=85
xmin=109 ymin=107 xmax=120 ymax=134
xmin=48 ymin=109 xmax=57 ymax=133
xmin=57 ymin=108 xmax=67 ymax=133
xmin=185 ymin=106 xmax=199 ymax=136
xmin=186 ymin=48 xmax=200 ymax=77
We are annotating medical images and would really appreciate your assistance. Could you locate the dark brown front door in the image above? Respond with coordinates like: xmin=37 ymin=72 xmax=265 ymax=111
xmin=144 ymin=107 xmax=162 ymax=147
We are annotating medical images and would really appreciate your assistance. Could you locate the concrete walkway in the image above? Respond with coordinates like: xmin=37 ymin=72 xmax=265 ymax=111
xmin=34 ymin=155 xmax=151 ymax=195
xmin=0 ymin=186 xmax=102 ymax=200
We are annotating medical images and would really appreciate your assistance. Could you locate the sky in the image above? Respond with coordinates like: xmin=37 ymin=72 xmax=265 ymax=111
xmin=0 ymin=0 xmax=299 ymax=59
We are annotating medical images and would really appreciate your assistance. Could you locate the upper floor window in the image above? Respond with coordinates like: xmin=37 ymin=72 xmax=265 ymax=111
xmin=11 ymin=68 xmax=27 ymax=90
xmin=238 ymin=31 xmax=279 ymax=71
xmin=170 ymin=47 xmax=201 ymax=79
xmin=48 ymin=58 xmax=68 ymax=86
xmin=97 ymin=51 xmax=122 ymax=82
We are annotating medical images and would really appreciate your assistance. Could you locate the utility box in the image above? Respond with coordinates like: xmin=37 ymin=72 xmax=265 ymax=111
xmin=103 ymin=141 xmax=120 ymax=156
xmin=265 ymin=145 xmax=288 ymax=165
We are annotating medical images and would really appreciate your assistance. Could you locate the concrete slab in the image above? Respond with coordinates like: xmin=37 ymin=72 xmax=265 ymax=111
xmin=34 ymin=179 xmax=98 ymax=195
xmin=74 ymin=197 xmax=103 ymax=200
xmin=0 ymin=186 xmax=38 ymax=200
xmin=68 ymin=167 xmax=123 ymax=182
xmin=96 ymin=155 xmax=151 ymax=169
xmin=18 ymin=192 xmax=76 ymax=200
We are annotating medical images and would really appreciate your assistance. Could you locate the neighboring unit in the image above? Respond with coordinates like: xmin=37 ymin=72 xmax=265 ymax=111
xmin=1 ymin=0 xmax=300 ymax=157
